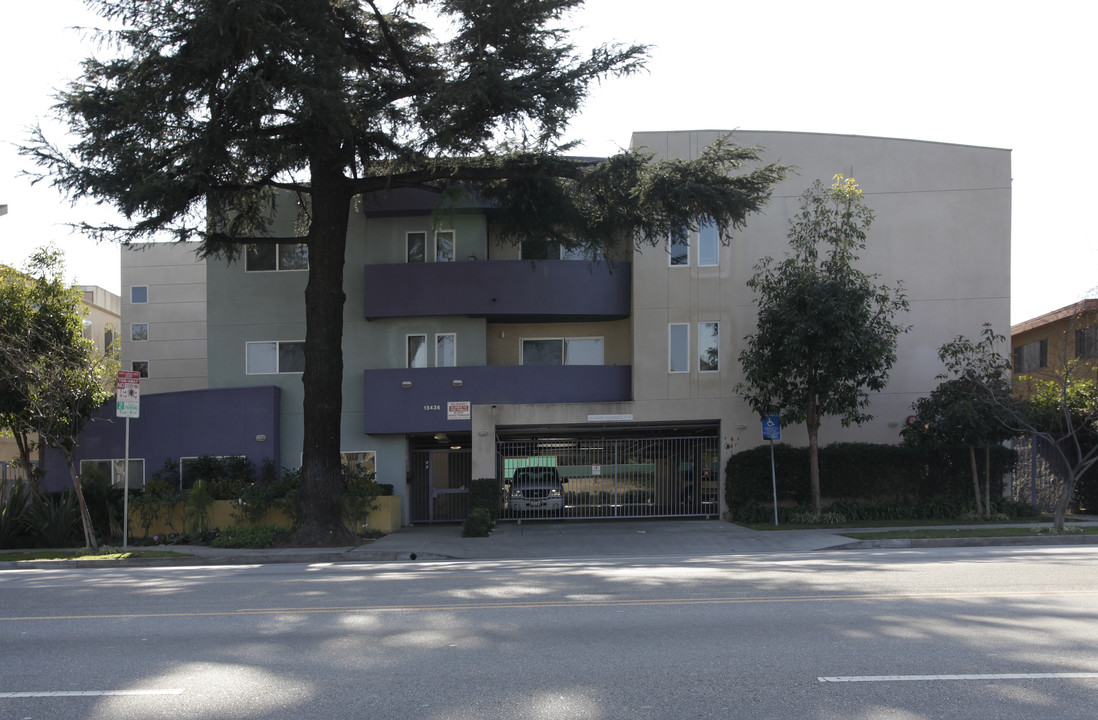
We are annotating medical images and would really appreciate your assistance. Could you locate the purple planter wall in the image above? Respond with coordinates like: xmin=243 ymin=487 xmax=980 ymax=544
xmin=42 ymin=386 xmax=281 ymax=491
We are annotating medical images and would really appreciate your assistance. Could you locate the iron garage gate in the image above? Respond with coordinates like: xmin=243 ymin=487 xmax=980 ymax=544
xmin=497 ymin=434 xmax=721 ymax=521
xmin=409 ymin=431 xmax=721 ymax=523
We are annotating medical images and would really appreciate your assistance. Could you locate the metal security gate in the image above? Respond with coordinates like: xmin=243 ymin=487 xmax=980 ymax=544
xmin=497 ymin=434 xmax=720 ymax=521
xmin=1009 ymin=434 xmax=1068 ymax=511
xmin=410 ymin=449 xmax=472 ymax=523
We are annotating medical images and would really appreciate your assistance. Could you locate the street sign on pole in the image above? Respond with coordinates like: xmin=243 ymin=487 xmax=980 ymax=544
xmin=762 ymin=412 xmax=781 ymax=441
xmin=116 ymin=371 xmax=140 ymax=549
xmin=763 ymin=412 xmax=781 ymax=526
xmin=116 ymin=371 xmax=141 ymax=419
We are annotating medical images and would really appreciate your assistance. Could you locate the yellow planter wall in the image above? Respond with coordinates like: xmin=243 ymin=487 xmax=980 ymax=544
xmin=129 ymin=496 xmax=402 ymax=538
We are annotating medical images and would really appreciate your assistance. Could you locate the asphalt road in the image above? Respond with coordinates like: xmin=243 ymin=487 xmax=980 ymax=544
xmin=3 ymin=546 xmax=1098 ymax=719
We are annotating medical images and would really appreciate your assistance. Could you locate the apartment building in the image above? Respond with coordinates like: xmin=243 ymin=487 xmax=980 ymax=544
xmin=46 ymin=130 xmax=1012 ymax=526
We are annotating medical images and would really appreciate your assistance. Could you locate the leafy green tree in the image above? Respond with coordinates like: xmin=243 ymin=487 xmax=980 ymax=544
xmin=0 ymin=249 xmax=113 ymax=549
xmin=737 ymin=176 xmax=910 ymax=519
xmin=926 ymin=325 xmax=1098 ymax=531
xmin=904 ymin=326 xmax=1016 ymax=518
xmin=23 ymin=0 xmax=787 ymax=544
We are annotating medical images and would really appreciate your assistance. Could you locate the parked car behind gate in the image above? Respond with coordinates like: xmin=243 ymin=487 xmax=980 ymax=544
xmin=506 ymin=467 xmax=567 ymax=514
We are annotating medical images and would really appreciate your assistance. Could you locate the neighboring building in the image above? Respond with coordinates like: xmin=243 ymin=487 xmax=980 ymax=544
xmin=1011 ymin=299 xmax=1098 ymax=391
xmin=3 ymin=283 xmax=119 ymax=482
xmin=47 ymin=130 xmax=1012 ymax=525
xmin=120 ymin=243 xmax=208 ymax=393
xmin=78 ymin=285 xmax=121 ymax=359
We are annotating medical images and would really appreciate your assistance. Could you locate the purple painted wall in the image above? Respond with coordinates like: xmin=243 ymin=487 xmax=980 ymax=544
xmin=363 ymin=365 xmax=632 ymax=434
xmin=364 ymin=260 xmax=631 ymax=321
xmin=42 ymin=386 xmax=281 ymax=491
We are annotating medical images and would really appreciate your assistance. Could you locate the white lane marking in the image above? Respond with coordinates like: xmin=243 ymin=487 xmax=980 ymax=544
xmin=0 ymin=689 xmax=184 ymax=698
xmin=819 ymin=673 xmax=1098 ymax=683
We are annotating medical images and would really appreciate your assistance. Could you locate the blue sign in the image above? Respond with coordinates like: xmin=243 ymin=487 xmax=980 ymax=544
xmin=762 ymin=413 xmax=781 ymax=441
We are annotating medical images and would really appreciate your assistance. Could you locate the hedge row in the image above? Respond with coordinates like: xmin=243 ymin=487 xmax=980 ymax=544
xmin=725 ymin=442 xmax=1017 ymax=514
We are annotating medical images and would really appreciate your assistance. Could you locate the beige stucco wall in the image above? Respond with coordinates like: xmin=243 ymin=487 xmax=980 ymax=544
xmin=628 ymin=129 xmax=1012 ymax=451
xmin=121 ymin=243 xmax=208 ymax=394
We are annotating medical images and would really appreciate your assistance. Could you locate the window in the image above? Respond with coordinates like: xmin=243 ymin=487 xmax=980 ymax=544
xmin=435 ymin=230 xmax=455 ymax=262
xmin=521 ymin=338 xmax=603 ymax=366
xmin=82 ymin=319 xmax=93 ymax=339
xmin=407 ymin=335 xmax=427 ymax=368
xmin=132 ymin=361 xmax=149 ymax=378
xmin=104 ymin=328 xmax=115 ymax=353
xmin=669 ymin=324 xmax=689 ymax=373
xmin=180 ymin=455 xmax=246 ymax=490
xmin=407 ymin=232 xmax=426 ymax=263
xmin=436 ymin=333 xmax=456 ymax=367
xmin=698 ymin=220 xmax=719 ymax=267
xmin=130 ymin=323 xmax=148 ymax=342
xmin=1014 ymin=339 xmax=1048 ymax=373
xmin=131 ymin=285 xmax=148 ymax=303
xmin=246 ymin=341 xmax=305 ymax=374
xmin=698 ymin=322 xmax=719 ymax=372
xmin=246 ymin=243 xmax=309 ymax=271
xmin=341 ymin=451 xmax=376 ymax=476
xmin=1076 ymin=327 xmax=1098 ymax=359
xmin=669 ymin=227 xmax=689 ymax=266
xmin=521 ymin=239 xmax=561 ymax=260
xmin=80 ymin=458 xmax=144 ymax=488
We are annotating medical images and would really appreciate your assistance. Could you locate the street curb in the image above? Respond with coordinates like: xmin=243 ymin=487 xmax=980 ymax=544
xmin=0 ymin=550 xmax=455 ymax=570
xmin=828 ymin=535 xmax=1098 ymax=550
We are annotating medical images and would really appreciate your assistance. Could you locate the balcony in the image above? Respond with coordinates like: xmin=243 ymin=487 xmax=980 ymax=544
xmin=363 ymin=260 xmax=631 ymax=321
xmin=363 ymin=365 xmax=632 ymax=434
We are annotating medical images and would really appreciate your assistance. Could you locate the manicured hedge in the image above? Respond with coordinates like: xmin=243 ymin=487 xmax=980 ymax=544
xmin=725 ymin=442 xmax=1017 ymax=519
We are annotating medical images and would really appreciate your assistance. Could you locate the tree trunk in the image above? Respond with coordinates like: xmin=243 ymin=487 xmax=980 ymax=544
xmin=968 ymin=444 xmax=984 ymax=519
xmin=66 ymin=456 xmax=98 ymax=550
xmin=807 ymin=392 xmax=822 ymax=520
xmin=13 ymin=430 xmax=42 ymax=491
xmin=294 ymin=156 xmax=357 ymax=546
xmin=984 ymin=442 xmax=991 ymax=520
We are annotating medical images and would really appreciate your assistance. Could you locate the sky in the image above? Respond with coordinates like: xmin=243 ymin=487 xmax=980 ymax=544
xmin=1 ymin=0 xmax=1095 ymax=325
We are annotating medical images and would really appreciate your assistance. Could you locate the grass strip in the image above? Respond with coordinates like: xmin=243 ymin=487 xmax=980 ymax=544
xmin=0 ymin=550 xmax=191 ymax=562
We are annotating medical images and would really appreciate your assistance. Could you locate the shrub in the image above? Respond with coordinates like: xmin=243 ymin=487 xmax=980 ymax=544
xmin=234 ymin=470 xmax=300 ymax=528
xmin=27 ymin=491 xmax=81 ymax=547
xmin=468 ymin=478 xmax=503 ymax=521
xmin=462 ymin=507 xmax=493 ymax=537
xmin=211 ymin=524 xmax=284 ymax=548
xmin=130 ymin=476 xmax=182 ymax=538
xmin=185 ymin=480 xmax=214 ymax=534
xmin=341 ymin=463 xmax=381 ymax=535
xmin=0 ymin=481 xmax=34 ymax=549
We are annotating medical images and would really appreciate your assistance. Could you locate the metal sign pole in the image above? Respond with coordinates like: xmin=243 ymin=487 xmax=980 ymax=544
xmin=770 ymin=439 xmax=778 ymax=526
xmin=123 ymin=417 xmax=130 ymax=549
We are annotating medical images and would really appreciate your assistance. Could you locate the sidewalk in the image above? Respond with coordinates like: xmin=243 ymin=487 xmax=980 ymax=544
xmin=5 ymin=518 xmax=1098 ymax=569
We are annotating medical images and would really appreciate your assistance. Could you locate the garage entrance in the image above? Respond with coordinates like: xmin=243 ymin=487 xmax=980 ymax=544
xmin=497 ymin=430 xmax=721 ymax=521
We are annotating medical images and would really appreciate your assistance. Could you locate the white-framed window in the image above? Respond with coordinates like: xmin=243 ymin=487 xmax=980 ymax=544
xmin=521 ymin=337 xmax=604 ymax=366
xmin=407 ymin=334 xmax=427 ymax=368
xmin=698 ymin=321 xmax=719 ymax=372
xmin=130 ymin=323 xmax=148 ymax=342
xmin=82 ymin=319 xmax=93 ymax=339
xmin=80 ymin=458 xmax=145 ymax=488
xmin=669 ymin=323 xmax=689 ymax=373
xmin=436 ymin=333 xmax=456 ymax=367
xmin=179 ymin=455 xmax=247 ymax=490
xmin=341 ymin=451 xmax=377 ymax=475
xmin=132 ymin=360 xmax=149 ymax=378
xmin=407 ymin=231 xmax=426 ymax=263
xmin=246 ymin=243 xmax=309 ymax=271
xmin=669 ymin=227 xmax=689 ymax=266
xmin=246 ymin=340 xmax=306 ymax=374
xmin=435 ymin=230 xmax=455 ymax=262
xmin=130 ymin=285 xmax=148 ymax=303
xmin=698 ymin=220 xmax=719 ymax=267
xmin=521 ymin=238 xmax=601 ymax=261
